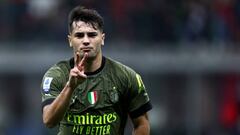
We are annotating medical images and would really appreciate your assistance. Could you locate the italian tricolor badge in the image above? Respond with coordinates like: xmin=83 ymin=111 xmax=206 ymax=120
xmin=88 ymin=91 xmax=98 ymax=105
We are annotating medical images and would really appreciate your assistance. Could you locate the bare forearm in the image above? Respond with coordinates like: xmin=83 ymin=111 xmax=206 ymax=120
xmin=43 ymin=84 xmax=73 ymax=128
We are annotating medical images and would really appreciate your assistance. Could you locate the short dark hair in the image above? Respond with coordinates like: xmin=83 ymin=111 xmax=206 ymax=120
xmin=68 ymin=6 xmax=104 ymax=33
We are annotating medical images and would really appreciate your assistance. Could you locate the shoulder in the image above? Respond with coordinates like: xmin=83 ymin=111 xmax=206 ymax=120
xmin=44 ymin=58 xmax=72 ymax=77
xmin=105 ymin=57 xmax=137 ymax=78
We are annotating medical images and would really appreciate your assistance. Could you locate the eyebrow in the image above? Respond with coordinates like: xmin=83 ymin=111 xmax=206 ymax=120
xmin=73 ymin=32 xmax=98 ymax=36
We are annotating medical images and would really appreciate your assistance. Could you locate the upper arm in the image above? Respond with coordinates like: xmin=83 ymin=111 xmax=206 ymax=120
xmin=42 ymin=104 xmax=51 ymax=119
xmin=125 ymin=71 xmax=152 ymax=118
xmin=131 ymin=112 xmax=150 ymax=135
xmin=132 ymin=113 xmax=150 ymax=128
xmin=124 ymin=70 xmax=152 ymax=134
xmin=41 ymin=66 xmax=66 ymax=111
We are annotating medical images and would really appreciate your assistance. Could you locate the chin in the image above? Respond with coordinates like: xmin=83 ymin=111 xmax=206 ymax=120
xmin=86 ymin=54 xmax=96 ymax=60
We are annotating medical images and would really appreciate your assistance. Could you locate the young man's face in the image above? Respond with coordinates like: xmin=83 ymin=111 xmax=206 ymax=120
xmin=68 ymin=21 xmax=105 ymax=60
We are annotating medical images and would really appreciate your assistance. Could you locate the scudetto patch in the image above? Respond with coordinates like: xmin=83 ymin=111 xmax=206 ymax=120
xmin=88 ymin=91 xmax=98 ymax=105
xmin=43 ymin=77 xmax=53 ymax=92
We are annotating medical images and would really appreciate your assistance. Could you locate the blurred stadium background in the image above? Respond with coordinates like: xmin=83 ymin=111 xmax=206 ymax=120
xmin=1 ymin=0 xmax=240 ymax=135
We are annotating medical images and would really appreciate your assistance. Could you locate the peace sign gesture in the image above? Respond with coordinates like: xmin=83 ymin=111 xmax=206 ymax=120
xmin=67 ymin=52 xmax=88 ymax=90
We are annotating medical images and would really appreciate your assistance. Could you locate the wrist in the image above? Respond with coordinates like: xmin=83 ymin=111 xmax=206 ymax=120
xmin=65 ymin=81 xmax=75 ymax=91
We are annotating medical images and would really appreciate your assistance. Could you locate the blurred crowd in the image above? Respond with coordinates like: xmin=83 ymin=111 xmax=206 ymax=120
xmin=1 ymin=1 xmax=240 ymax=135
xmin=0 ymin=0 xmax=240 ymax=44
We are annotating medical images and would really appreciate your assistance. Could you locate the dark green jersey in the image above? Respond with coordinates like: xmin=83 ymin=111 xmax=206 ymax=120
xmin=41 ymin=57 xmax=152 ymax=135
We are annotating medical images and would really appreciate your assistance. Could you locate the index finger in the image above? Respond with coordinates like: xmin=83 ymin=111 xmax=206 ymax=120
xmin=75 ymin=52 xmax=80 ymax=67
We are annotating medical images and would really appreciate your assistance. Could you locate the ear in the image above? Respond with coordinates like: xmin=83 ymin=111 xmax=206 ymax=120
xmin=68 ymin=35 xmax=72 ymax=47
xmin=101 ymin=33 xmax=105 ymax=46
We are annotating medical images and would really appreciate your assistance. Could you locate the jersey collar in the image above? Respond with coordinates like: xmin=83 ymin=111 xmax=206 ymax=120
xmin=69 ymin=56 xmax=106 ymax=76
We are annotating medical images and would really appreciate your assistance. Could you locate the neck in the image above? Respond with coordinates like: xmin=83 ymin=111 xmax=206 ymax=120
xmin=84 ymin=53 xmax=102 ymax=73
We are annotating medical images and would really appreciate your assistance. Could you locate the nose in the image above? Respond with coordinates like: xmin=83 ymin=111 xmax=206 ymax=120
xmin=83 ymin=35 xmax=90 ymax=45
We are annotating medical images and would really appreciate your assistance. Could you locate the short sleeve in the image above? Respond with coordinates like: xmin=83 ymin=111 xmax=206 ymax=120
xmin=41 ymin=65 xmax=66 ymax=110
xmin=127 ymin=72 xmax=152 ymax=119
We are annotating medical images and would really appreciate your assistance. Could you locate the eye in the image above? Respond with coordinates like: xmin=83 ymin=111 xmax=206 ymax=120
xmin=74 ymin=33 xmax=84 ymax=38
xmin=88 ymin=32 xmax=98 ymax=38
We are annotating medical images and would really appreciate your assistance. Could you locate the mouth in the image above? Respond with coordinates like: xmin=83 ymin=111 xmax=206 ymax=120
xmin=81 ymin=47 xmax=93 ymax=52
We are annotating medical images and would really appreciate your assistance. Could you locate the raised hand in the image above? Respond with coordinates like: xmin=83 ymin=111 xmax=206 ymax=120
xmin=67 ymin=52 xmax=88 ymax=90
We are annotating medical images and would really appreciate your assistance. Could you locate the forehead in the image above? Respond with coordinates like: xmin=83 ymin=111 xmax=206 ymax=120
xmin=72 ymin=21 xmax=99 ymax=33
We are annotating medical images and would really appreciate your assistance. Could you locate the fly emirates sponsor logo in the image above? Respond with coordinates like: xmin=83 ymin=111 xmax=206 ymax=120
xmin=67 ymin=112 xmax=118 ymax=135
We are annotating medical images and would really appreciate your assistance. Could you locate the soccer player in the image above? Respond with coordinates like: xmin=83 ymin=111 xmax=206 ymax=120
xmin=41 ymin=6 xmax=152 ymax=135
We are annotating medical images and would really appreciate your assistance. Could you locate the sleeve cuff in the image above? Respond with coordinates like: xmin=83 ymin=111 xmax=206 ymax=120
xmin=41 ymin=98 xmax=55 ymax=113
xmin=129 ymin=101 xmax=153 ymax=119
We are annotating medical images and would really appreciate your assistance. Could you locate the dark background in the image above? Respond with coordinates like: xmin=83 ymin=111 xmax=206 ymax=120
xmin=1 ymin=0 xmax=240 ymax=134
